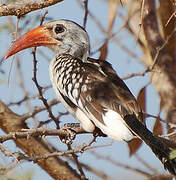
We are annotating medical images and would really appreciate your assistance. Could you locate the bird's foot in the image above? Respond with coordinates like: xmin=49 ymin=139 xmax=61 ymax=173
xmin=60 ymin=123 xmax=81 ymax=144
xmin=60 ymin=128 xmax=76 ymax=145
xmin=93 ymin=127 xmax=107 ymax=137
xmin=63 ymin=123 xmax=81 ymax=129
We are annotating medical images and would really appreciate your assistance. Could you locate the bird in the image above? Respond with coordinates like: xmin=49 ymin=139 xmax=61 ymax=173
xmin=4 ymin=19 xmax=176 ymax=175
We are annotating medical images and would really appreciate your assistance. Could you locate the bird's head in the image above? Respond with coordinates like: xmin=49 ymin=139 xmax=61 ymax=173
xmin=5 ymin=20 xmax=90 ymax=61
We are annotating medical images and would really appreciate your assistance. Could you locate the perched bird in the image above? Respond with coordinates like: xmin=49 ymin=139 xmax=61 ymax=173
xmin=4 ymin=20 xmax=176 ymax=175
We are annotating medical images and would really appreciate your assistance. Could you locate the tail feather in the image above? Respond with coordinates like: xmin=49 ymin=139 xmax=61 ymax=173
xmin=124 ymin=114 xmax=176 ymax=175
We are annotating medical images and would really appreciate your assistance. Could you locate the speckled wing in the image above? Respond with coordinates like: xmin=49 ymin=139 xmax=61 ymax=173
xmin=51 ymin=54 xmax=143 ymax=138
xmin=79 ymin=58 xmax=143 ymax=125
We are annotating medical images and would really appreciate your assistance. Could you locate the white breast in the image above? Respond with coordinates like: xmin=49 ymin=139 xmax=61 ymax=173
xmin=50 ymin=58 xmax=133 ymax=141
xmin=50 ymin=58 xmax=95 ymax=132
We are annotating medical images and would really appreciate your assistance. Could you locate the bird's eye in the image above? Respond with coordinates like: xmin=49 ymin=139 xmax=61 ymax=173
xmin=54 ymin=24 xmax=65 ymax=34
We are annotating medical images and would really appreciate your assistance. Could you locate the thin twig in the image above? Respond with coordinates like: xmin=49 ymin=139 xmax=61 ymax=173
xmin=67 ymin=144 xmax=87 ymax=180
xmin=65 ymin=154 xmax=116 ymax=180
xmin=150 ymin=27 xmax=176 ymax=71
xmin=83 ymin=0 xmax=88 ymax=29
xmin=40 ymin=10 xmax=48 ymax=26
xmin=122 ymin=69 xmax=149 ymax=80
xmin=7 ymin=85 xmax=52 ymax=106
xmin=91 ymin=151 xmax=152 ymax=177
xmin=138 ymin=0 xmax=145 ymax=37
xmin=21 ymin=99 xmax=59 ymax=121
xmin=32 ymin=51 xmax=60 ymax=129
xmin=135 ymin=153 xmax=159 ymax=174
xmin=31 ymin=12 xmax=60 ymax=129
xmin=77 ymin=0 xmax=105 ymax=33
xmin=32 ymin=52 xmax=60 ymax=129
xmin=165 ymin=12 xmax=176 ymax=27
xmin=0 ymin=159 xmax=23 ymax=175
xmin=159 ymin=131 xmax=176 ymax=138
xmin=17 ymin=136 xmax=97 ymax=162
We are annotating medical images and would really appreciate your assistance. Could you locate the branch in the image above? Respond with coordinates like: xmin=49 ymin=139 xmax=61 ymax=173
xmin=83 ymin=0 xmax=88 ymax=29
xmin=143 ymin=0 xmax=176 ymax=140
xmin=7 ymin=85 xmax=52 ymax=106
xmin=32 ymin=48 xmax=60 ymax=129
xmin=66 ymin=156 xmax=116 ymax=180
xmin=22 ymin=136 xmax=97 ymax=161
xmin=0 ymin=100 xmax=81 ymax=180
xmin=0 ymin=0 xmax=64 ymax=17
xmin=67 ymin=143 xmax=87 ymax=180
xmin=91 ymin=151 xmax=152 ymax=177
xmin=21 ymin=99 xmax=59 ymax=121
xmin=122 ymin=69 xmax=149 ymax=80
xmin=0 ymin=127 xmax=89 ymax=143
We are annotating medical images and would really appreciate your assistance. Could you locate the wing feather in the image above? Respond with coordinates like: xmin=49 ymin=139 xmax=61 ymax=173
xmin=78 ymin=58 xmax=143 ymax=124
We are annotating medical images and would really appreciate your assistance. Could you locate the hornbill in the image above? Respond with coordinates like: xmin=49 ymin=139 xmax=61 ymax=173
xmin=4 ymin=20 xmax=176 ymax=175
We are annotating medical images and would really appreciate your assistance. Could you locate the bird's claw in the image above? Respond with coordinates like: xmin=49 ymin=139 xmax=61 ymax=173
xmin=63 ymin=123 xmax=80 ymax=128
xmin=60 ymin=128 xmax=76 ymax=145
xmin=93 ymin=127 xmax=107 ymax=137
xmin=60 ymin=123 xmax=80 ymax=144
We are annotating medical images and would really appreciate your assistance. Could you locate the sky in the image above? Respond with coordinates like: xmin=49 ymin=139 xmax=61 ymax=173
xmin=0 ymin=0 xmax=164 ymax=180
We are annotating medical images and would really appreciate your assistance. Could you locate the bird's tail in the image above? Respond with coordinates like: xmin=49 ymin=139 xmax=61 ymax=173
xmin=124 ymin=114 xmax=176 ymax=175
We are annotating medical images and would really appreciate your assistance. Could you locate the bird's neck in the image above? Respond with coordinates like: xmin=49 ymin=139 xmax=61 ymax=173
xmin=54 ymin=41 xmax=90 ymax=62
xmin=68 ymin=44 xmax=89 ymax=62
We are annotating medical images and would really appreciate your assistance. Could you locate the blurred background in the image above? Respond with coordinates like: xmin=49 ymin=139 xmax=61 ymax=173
xmin=0 ymin=0 xmax=175 ymax=179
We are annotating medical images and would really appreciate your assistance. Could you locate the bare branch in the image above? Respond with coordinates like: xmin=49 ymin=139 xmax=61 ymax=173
xmin=0 ymin=159 xmax=22 ymax=175
xmin=0 ymin=127 xmax=89 ymax=143
xmin=134 ymin=154 xmax=159 ymax=174
xmin=0 ymin=0 xmax=63 ymax=17
xmin=122 ymin=69 xmax=149 ymax=80
xmin=67 ymin=144 xmax=87 ymax=180
xmin=17 ymin=136 xmax=97 ymax=162
xmin=7 ymin=85 xmax=52 ymax=106
xmin=143 ymin=0 xmax=176 ymax=140
xmin=72 ymin=159 xmax=116 ymax=180
xmin=21 ymin=99 xmax=59 ymax=121
xmin=32 ymin=49 xmax=60 ymax=129
xmin=91 ymin=151 xmax=152 ymax=177
xmin=83 ymin=0 xmax=88 ymax=29
xmin=0 ymin=100 xmax=81 ymax=180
